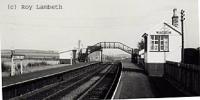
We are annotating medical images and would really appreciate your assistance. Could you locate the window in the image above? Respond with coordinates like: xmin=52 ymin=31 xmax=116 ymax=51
xmin=160 ymin=35 xmax=169 ymax=51
xmin=150 ymin=35 xmax=169 ymax=51
xmin=150 ymin=35 xmax=159 ymax=51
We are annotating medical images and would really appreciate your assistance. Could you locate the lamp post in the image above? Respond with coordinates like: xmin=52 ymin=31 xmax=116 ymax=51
xmin=181 ymin=9 xmax=185 ymax=63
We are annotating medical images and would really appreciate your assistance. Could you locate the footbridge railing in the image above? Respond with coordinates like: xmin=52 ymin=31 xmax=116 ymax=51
xmin=93 ymin=42 xmax=133 ymax=54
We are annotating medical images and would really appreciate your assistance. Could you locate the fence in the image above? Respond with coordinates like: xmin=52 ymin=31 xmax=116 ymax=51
xmin=164 ymin=61 xmax=200 ymax=95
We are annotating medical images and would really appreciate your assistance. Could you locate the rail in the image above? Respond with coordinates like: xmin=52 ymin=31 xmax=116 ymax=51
xmin=76 ymin=62 xmax=122 ymax=99
xmin=104 ymin=62 xmax=122 ymax=99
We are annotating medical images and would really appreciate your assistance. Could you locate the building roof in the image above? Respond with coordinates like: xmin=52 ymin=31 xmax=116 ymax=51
xmin=164 ymin=22 xmax=182 ymax=35
xmin=142 ymin=22 xmax=182 ymax=37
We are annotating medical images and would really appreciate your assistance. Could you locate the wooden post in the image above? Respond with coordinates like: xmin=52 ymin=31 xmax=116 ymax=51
xmin=100 ymin=50 xmax=103 ymax=62
xmin=70 ymin=57 xmax=73 ymax=65
xmin=72 ymin=50 xmax=77 ymax=65
xmin=11 ymin=50 xmax=15 ymax=76
xmin=20 ymin=60 xmax=23 ymax=74
xmin=181 ymin=10 xmax=185 ymax=63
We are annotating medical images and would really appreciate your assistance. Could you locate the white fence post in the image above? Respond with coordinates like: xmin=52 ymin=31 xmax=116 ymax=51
xmin=20 ymin=60 xmax=23 ymax=74
xmin=11 ymin=56 xmax=15 ymax=76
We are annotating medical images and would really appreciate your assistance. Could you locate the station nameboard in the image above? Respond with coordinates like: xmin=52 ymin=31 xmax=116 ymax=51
xmin=156 ymin=30 xmax=171 ymax=34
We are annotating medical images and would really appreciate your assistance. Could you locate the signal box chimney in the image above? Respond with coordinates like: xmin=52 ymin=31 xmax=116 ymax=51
xmin=172 ymin=8 xmax=179 ymax=27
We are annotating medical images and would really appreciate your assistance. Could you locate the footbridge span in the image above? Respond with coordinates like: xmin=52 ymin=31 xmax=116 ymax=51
xmin=78 ymin=42 xmax=137 ymax=62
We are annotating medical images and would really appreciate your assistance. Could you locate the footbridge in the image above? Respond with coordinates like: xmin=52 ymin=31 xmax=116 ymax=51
xmin=78 ymin=42 xmax=138 ymax=62
xmin=92 ymin=42 xmax=134 ymax=54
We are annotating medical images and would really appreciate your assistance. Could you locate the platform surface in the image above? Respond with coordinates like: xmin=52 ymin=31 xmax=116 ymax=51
xmin=2 ymin=62 xmax=96 ymax=87
xmin=113 ymin=60 xmax=155 ymax=99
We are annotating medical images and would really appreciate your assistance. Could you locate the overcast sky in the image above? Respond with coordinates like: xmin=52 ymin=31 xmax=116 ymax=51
xmin=0 ymin=0 xmax=199 ymax=54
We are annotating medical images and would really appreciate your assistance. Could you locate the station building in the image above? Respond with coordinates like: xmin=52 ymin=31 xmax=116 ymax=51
xmin=141 ymin=9 xmax=182 ymax=77
xmin=59 ymin=51 xmax=72 ymax=64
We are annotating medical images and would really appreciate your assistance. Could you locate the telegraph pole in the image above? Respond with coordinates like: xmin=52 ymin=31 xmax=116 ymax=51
xmin=181 ymin=9 xmax=185 ymax=63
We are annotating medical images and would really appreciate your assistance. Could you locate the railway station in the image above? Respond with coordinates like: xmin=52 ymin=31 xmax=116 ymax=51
xmin=1 ymin=41 xmax=199 ymax=99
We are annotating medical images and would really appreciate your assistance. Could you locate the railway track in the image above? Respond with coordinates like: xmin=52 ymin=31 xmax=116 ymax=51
xmin=76 ymin=62 xmax=122 ymax=100
xmin=3 ymin=62 xmax=122 ymax=100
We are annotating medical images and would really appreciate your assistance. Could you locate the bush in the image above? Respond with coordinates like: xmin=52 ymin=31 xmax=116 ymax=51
xmin=17 ymin=64 xmax=21 ymax=69
xmin=27 ymin=61 xmax=48 ymax=67
xmin=40 ymin=61 xmax=47 ymax=65
xmin=1 ymin=62 xmax=10 ymax=72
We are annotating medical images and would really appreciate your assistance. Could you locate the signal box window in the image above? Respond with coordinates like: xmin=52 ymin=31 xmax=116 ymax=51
xmin=150 ymin=35 xmax=169 ymax=52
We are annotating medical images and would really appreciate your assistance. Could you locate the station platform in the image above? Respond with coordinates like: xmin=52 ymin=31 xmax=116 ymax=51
xmin=2 ymin=62 xmax=97 ymax=87
xmin=113 ymin=60 xmax=155 ymax=99
xmin=113 ymin=60 xmax=187 ymax=99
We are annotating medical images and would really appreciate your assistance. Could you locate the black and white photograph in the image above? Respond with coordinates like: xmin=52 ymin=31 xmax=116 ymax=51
xmin=0 ymin=0 xmax=200 ymax=100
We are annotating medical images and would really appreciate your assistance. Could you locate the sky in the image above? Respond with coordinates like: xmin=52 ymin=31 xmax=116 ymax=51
xmin=0 ymin=0 xmax=199 ymax=54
